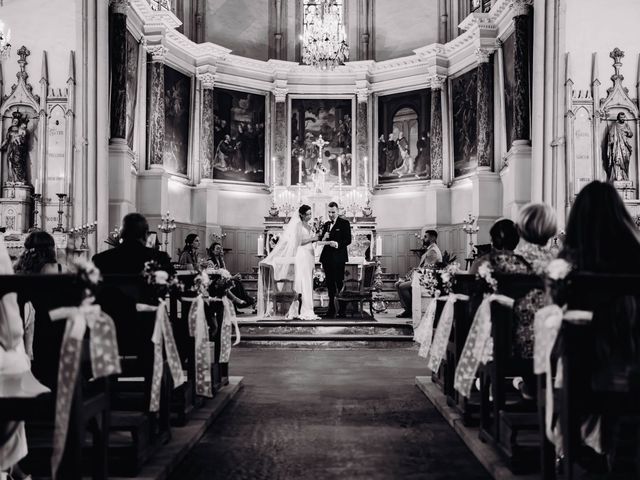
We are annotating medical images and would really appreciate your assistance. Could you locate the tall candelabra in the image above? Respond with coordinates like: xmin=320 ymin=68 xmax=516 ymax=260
xmin=70 ymin=221 xmax=98 ymax=251
xmin=371 ymin=254 xmax=388 ymax=314
xmin=30 ymin=192 xmax=42 ymax=232
xmin=462 ymin=213 xmax=480 ymax=269
xmin=158 ymin=211 xmax=176 ymax=252
xmin=52 ymin=193 xmax=68 ymax=232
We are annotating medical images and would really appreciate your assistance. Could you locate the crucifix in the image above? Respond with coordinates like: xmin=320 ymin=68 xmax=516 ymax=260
xmin=312 ymin=134 xmax=329 ymax=159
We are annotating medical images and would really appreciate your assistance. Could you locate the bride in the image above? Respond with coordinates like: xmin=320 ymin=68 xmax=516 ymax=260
xmin=258 ymin=204 xmax=337 ymax=320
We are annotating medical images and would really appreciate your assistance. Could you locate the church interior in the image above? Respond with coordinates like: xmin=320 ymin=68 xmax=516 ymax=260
xmin=1 ymin=0 xmax=640 ymax=478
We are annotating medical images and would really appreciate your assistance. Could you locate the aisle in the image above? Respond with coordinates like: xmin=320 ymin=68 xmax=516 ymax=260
xmin=171 ymin=349 xmax=490 ymax=480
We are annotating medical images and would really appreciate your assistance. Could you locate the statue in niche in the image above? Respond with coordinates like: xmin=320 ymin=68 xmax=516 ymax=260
xmin=606 ymin=112 xmax=633 ymax=182
xmin=1 ymin=111 xmax=30 ymax=184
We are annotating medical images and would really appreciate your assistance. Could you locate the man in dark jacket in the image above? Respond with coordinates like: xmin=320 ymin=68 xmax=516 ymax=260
xmin=319 ymin=202 xmax=351 ymax=317
xmin=92 ymin=213 xmax=174 ymax=275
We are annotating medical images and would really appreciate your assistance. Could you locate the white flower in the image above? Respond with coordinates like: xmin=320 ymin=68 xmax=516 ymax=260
xmin=546 ymin=259 xmax=572 ymax=281
xmin=154 ymin=270 xmax=169 ymax=285
xmin=477 ymin=261 xmax=492 ymax=279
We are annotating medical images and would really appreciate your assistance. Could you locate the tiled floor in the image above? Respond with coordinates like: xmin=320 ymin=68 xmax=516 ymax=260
xmin=170 ymin=348 xmax=490 ymax=480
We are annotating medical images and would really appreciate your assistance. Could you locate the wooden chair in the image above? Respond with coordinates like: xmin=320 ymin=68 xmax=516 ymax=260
xmin=336 ymin=263 xmax=376 ymax=318
xmin=273 ymin=279 xmax=296 ymax=315
xmin=0 ymin=274 xmax=111 ymax=480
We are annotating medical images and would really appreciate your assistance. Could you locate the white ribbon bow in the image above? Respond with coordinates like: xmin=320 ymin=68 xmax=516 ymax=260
xmin=426 ymin=293 xmax=470 ymax=372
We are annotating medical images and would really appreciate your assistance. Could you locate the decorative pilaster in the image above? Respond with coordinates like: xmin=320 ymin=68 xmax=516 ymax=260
xmin=476 ymin=48 xmax=494 ymax=168
xmin=356 ymin=84 xmax=369 ymax=186
xmin=146 ymin=45 xmax=168 ymax=168
xmin=272 ymin=86 xmax=288 ymax=186
xmin=429 ymin=75 xmax=446 ymax=180
xmin=274 ymin=0 xmax=284 ymax=60
xmin=198 ymin=71 xmax=216 ymax=180
xmin=512 ymin=0 xmax=531 ymax=143
xmin=109 ymin=0 xmax=128 ymax=141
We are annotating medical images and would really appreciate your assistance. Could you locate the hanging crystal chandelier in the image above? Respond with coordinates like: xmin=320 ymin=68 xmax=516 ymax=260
xmin=301 ymin=0 xmax=349 ymax=70
xmin=0 ymin=21 xmax=11 ymax=62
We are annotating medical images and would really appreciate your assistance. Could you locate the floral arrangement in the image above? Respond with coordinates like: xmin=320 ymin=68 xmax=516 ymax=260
xmin=142 ymin=260 xmax=182 ymax=298
xmin=545 ymin=258 xmax=573 ymax=305
xmin=192 ymin=270 xmax=211 ymax=297
xmin=204 ymin=267 xmax=235 ymax=298
xmin=418 ymin=268 xmax=441 ymax=297
xmin=104 ymin=225 xmax=122 ymax=247
xmin=71 ymin=258 xmax=102 ymax=299
xmin=476 ymin=261 xmax=498 ymax=293
xmin=313 ymin=268 xmax=326 ymax=289
xmin=311 ymin=216 xmax=325 ymax=236
xmin=439 ymin=262 xmax=461 ymax=295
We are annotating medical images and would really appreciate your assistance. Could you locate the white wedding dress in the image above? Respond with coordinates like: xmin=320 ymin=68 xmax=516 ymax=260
xmin=257 ymin=215 xmax=320 ymax=320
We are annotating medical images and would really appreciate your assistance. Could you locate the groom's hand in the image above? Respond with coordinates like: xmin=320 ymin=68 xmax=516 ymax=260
xmin=329 ymin=241 xmax=338 ymax=248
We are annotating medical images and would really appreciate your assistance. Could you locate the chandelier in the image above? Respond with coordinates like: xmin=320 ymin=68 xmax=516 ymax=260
xmin=0 ymin=21 xmax=11 ymax=62
xmin=301 ymin=0 xmax=349 ymax=70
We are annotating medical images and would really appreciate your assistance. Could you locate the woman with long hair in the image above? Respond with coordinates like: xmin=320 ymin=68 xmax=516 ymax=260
xmin=14 ymin=231 xmax=64 ymax=274
xmin=178 ymin=233 xmax=201 ymax=270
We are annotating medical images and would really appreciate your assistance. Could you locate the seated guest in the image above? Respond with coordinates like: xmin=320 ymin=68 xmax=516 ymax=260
xmin=515 ymin=203 xmax=559 ymax=274
xmin=395 ymin=229 xmax=442 ymax=318
xmin=207 ymin=242 xmax=255 ymax=310
xmin=469 ymin=218 xmax=530 ymax=274
xmin=92 ymin=213 xmax=173 ymax=275
xmin=177 ymin=234 xmax=201 ymax=270
xmin=549 ymin=181 xmax=640 ymax=466
xmin=14 ymin=231 xmax=67 ymax=360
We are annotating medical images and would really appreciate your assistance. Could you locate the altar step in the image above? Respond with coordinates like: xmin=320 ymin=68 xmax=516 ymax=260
xmin=235 ymin=320 xmax=415 ymax=348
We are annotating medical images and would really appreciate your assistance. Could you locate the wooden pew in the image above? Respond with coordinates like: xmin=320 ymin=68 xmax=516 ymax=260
xmin=0 ymin=274 xmax=111 ymax=480
xmin=445 ymin=274 xmax=484 ymax=426
xmin=547 ymin=273 xmax=640 ymax=479
xmin=481 ymin=273 xmax=544 ymax=473
xmin=97 ymin=274 xmax=176 ymax=476
xmin=430 ymin=299 xmax=447 ymax=390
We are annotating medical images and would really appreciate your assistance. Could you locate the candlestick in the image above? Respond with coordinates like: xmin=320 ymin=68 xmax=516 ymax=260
xmin=298 ymin=156 xmax=303 ymax=184
xmin=52 ymin=193 xmax=68 ymax=232
xmin=34 ymin=178 xmax=40 ymax=194
xmin=338 ymin=155 xmax=342 ymax=186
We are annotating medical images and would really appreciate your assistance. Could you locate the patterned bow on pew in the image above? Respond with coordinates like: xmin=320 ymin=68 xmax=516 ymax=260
xmin=136 ymin=299 xmax=185 ymax=412
xmin=187 ymin=295 xmax=213 ymax=397
xmin=453 ymin=293 xmax=515 ymax=398
xmin=427 ymin=293 xmax=470 ymax=372
xmin=414 ymin=298 xmax=438 ymax=358
xmin=533 ymin=305 xmax=592 ymax=447
xmin=49 ymin=300 xmax=122 ymax=479
xmin=219 ymin=296 xmax=241 ymax=363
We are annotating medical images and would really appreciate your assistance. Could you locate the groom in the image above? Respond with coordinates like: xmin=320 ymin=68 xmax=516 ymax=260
xmin=319 ymin=201 xmax=351 ymax=318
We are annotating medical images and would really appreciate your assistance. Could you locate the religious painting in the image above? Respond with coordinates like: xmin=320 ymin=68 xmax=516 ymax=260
xmin=290 ymin=98 xmax=353 ymax=186
xmin=451 ymin=68 xmax=478 ymax=177
xmin=212 ymin=87 xmax=266 ymax=183
xmin=502 ymin=32 xmax=515 ymax=151
xmin=125 ymin=31 xmax=139 ymax=151
xmin=376 ymin=89 xmax=431 ymax=184
xmin=163 ymin=66 xmax=191 ymax=176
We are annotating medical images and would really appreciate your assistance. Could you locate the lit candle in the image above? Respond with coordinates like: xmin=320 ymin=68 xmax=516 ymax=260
xmin=376 ymin=235 xmax=383 ymax=256
xmin=338 ymin=156 xmax=342 ymax=186
xmin=298 ymin=156 xmax=303 ymax=184
xmin=364 ymin=156 xmax=368 ymax=189
xmin=35 ymin=178 xmax=40 ymax=193
xmin=257 ymin=234 xmax=264 ymax=255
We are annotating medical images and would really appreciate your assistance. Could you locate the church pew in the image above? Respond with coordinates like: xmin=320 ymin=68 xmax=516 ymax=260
xmin=96 ymin=274 xmax=176 ymax=476
xmin=429 ymin=299 xmax=447 ymax=390
xmin=481 ymin=273 xmax=544 ymax=473
xmin=547 ymin=273 xmax=640 ymax=479
xmin=0 ymin=274 xmax=111 ymax=480
xmin=445 ymin=274 xmax=484 ymax=426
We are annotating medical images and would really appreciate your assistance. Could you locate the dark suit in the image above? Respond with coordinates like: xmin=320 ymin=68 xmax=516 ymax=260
xmin=319 ymin=216 xmax=351 ymax=315
xmin=92 ymin=240 xmax=174 ymax=275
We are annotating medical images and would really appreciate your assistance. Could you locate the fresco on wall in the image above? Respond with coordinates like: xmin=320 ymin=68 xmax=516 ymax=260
xmin=290 ymin=98 xmax=353 ymax=185
xmin=163 ymin=66 xmax=191 ymax=176
xmin=452 ymin=68 xmax=478 ymax=177
xmin=212 ymin=87 xmax=266 ymax=184
xmin=125 ymin=30 xmax=139 ymax=151
xmin=377 ymin=89 xmax=431 ymax=184
xmin=502 ymin=32 xmax=515 ymax=151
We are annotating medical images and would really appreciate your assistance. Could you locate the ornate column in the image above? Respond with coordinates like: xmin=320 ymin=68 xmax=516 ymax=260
xmin=355 ymin=84 xmax=370 ymax=186
xmin=198 ymin=71 xmax=216 ymax=180
xmin=512 ymin=0 xmax=531 ymax=143
xmin=109 ymin=0 xmax=128 ymax=142
xmin=272 ymin=86 xmax=288 ymax=186
xmin=476 ymin=48 xmax=494 ymax=168
xmin=429 ymin=75 xmax=446 ymax=180
xmin=146 ymin=45 xmax=168 ymax=168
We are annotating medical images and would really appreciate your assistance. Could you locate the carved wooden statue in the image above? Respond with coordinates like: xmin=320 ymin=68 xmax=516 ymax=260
xmin=606 ymin=112 xmax=633 ymax=182
xmin=0 ymin=111 xmax=29 ymax=183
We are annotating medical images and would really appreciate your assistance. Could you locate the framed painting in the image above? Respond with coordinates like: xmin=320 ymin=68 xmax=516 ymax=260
xmin=451 ymin=68 xmax=478 ymax=177
xmin=163 ymin=65 xmax=192 ymax=176
xmin=289 ymin=97 xmax=353 ymax=186
xmin=212 ymin=87 xmax=266 ymax=184
xmin=502 ymin=32 xmax=516 ymax=151
xmin=376 ymin=89 xmax=431 ymax=184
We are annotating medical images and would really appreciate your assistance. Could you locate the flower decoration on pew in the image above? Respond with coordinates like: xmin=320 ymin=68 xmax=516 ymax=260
xmin=476 ymin=261 xmax=498 ymax=293
xmin=545 ymin=258 xmax=573 ymax=305
xmin=418 ymin=268 xmax=441 ymax=298
xmin=143 ymin=260 xmax=183 ymax=298
xmin=71 ymin=258 xmax=102 ymax=298
xmin=192 ymin=269 xmax=211 ymax=297
xmin=438 ymin=262 xmax=461 ymax=295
